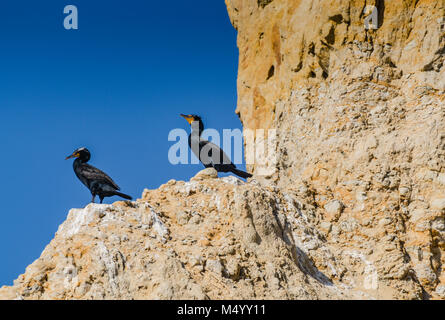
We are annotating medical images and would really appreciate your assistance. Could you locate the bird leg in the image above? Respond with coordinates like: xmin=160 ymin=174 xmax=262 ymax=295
xmin=91 ymin=194 xmax=96 ymax=203
xmin=100 ymin=196 xmax=104 ymax=204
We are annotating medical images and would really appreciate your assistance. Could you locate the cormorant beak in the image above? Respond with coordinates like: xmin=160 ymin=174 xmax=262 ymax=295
xmin=65 ymin=153 xmax=79 ymax=160
xmin=180 ymin=114 xmax=195 ymax=125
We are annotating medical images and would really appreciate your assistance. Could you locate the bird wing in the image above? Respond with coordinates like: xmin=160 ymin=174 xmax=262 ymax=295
xmin=81 ymin=163 xmax=121 ymax=190
xmin=199 ymin=139 xmax=234 ymax=167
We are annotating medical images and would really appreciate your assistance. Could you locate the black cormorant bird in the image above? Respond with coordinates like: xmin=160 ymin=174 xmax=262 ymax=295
xmin=65 ymin=147 xmax=132 ymax=204
xmin=180 ymin=114 xmax=252 ymax=179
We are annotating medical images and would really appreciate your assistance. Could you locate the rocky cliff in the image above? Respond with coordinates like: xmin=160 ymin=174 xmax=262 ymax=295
xmin=226 ymin=0 xmax=445 ymax=299
xmin=0 ymin=170 xmax=369 ymax=300
xmin=1 ymin=0 xmax=444 ymax=300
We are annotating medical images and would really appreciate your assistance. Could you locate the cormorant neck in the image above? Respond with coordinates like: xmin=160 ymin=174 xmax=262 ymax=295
xmin=191 ymin=120 xmax=204 ymax=137
xmin=74 ymin=157 xmax=88 ymax=166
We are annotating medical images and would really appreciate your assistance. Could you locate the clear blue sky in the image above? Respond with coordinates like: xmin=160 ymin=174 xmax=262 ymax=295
xmin=0 ymin=1 xmax=241 ymax=286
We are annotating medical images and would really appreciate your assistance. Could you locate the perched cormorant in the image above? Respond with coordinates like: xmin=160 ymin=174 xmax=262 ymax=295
xmin=180 ymin=114 xmax=253 ymax=179
xmin=65 ymin=147 xmax=132 ymax=204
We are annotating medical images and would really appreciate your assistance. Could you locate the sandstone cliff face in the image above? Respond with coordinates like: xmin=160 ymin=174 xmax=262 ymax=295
xmin=0 ymin=1 xmax=444 ymax=300
xmin=226 ymin=0 xmax=445 ymax=298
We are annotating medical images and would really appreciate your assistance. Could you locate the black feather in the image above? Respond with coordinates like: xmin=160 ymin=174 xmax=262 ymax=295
xmin=67 ymin=148 xmax=132 ymax=203
xmin=184 ymin=115 xmax=253 ymax=180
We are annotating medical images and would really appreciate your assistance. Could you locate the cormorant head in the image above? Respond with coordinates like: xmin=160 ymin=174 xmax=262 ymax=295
xmin=180 ymin=114 xmax=204 ymax=134
xmin=65 ymin=147 xmax=91 ymax=162
xmin=180 ymin=114 xmax=202 ymax=125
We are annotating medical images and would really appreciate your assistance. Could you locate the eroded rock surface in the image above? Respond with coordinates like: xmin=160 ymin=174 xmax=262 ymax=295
xmin=0 ymin=172 xmax=370 ymax=300
xmin=226 ymin=0 xmax=444 ymax=298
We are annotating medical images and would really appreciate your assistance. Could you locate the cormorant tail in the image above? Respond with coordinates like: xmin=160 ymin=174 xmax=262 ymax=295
xmin=114 ymin=191 xmax=133 ymax=201
xmin=230 ymin=168 xmax=253 ymax=179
